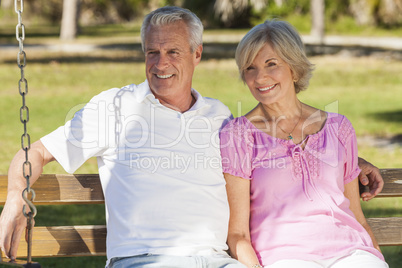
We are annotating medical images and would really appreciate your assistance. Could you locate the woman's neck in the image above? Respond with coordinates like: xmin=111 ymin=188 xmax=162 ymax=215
xmin=257 ymin=98 xmax=303 ymax=122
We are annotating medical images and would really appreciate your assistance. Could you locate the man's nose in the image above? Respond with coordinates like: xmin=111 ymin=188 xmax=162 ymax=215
xmin=155 ymin=54 xmax=169 ymax=69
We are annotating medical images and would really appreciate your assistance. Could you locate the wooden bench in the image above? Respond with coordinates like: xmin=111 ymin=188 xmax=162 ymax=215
xmin=0 ymin=169 xmax=401 ymax=262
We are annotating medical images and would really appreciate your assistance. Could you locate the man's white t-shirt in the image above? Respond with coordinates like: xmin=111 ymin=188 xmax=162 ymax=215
xmin=40 ymin=81 xmax=232 ymax=263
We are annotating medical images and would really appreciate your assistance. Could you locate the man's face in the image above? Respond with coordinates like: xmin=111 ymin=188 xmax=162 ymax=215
xmin=144 ymin=21 xmax=202 ymax=101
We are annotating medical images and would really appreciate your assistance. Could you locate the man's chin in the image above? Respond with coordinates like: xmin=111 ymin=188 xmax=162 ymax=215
xmin=149 ymin=84 xmax=174 ymax=98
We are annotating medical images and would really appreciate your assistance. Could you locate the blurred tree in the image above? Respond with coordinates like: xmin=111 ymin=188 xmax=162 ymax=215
xmin=182 ymin=0 xmax=217 ymax=27
xmin=148 ymin=0 xmax=164 ymax=11
xmin=311 ymin=0 xmax=325 ymax=43
xmin=264 ymin=0 xmax=310 ymax=18
xmin=274 ymin=0 xmax=284 ymax=6
xmin=23 ymin=0 xmax=63 ymax=24
xmin=213 ymin=0 xmax=266 ymax=27
xmin=112 ymin=0 xmax=147 ymax=21
xmin=349 ymin=0 xmax=379 ymax=26
xmin=4 ymin=0 xmax=400 ymax=30
xmin=349 ymin=0 xmax=402 ymax=26
xmin=1 ymin=0 xmax=13 ymax=9
xmin=378 ymin=0 xmax=402 ymax=26
xmin=325 ymin=0 xmax=349 ymax=21
xmin=80 ymin=0 xmax=148 ymax=24
xmin=60 ymin=0 xmax=80 ymax=40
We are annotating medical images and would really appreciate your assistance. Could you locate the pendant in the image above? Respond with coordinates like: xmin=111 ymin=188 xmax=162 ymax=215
xmin=288 ymin=134 xmax=293 ymax=140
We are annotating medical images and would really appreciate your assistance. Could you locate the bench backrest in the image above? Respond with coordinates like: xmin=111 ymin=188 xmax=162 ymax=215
xmin=0 ymin=169 xmax=401 ymax=258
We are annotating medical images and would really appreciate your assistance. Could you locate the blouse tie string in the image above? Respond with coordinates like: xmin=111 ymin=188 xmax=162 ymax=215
xmin=291 ymin=146 xmax=312 ymax=201
xmin=292 ymin=145 xmax=336 ymax=223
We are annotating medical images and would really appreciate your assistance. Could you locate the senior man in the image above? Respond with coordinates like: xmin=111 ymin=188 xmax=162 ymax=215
xmin=0 ymin=6 xmax=382 ymax=268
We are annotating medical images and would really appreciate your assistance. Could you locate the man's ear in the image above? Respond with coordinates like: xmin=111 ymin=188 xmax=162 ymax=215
xmin=194 ymin=45 xmax=203 ymax=65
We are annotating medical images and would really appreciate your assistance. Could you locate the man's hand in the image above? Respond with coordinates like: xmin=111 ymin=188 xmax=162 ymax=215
xmin=358 ymin=157 xmax=384 ymax=201
xmin=0 ymin=141 xmax=53 ymax=261
xmin=0 ymin=192 xmax=29 ymax=261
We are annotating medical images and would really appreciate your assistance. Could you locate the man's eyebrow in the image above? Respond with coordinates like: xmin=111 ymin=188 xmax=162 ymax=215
xmin=145 ymin=47 xmax=182 ymax=52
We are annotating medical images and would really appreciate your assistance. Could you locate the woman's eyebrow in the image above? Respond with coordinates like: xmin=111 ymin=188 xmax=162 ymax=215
xmin=265 ymin=57 xmax=277 ymax=63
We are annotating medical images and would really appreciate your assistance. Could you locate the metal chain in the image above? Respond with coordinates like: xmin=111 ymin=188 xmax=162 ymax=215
xmin=15 ymin=0 xmax=37 ymax=263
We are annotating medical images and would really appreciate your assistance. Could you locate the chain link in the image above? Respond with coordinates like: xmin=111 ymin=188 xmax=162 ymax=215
xmin=15 ymin=0 xmax=37 ymax=263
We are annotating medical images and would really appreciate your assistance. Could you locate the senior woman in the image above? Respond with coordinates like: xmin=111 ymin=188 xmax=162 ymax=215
xmin=219 ymin=20 xmax=388 ymax=268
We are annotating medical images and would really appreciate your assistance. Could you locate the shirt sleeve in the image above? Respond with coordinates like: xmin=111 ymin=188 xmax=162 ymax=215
xmin=340 ymin=116 xmax=361 ymax=184
xmin=41 ymin=91 xmax=113 ymax=173
xmin=219 ymin=118 xmax=253 ymax=180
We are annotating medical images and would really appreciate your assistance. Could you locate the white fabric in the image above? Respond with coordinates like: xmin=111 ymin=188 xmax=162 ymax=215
xmin=41 ymin=81 xmax=232 ymax=264
xmin=265 ymin=250 xmax=388 ymax=268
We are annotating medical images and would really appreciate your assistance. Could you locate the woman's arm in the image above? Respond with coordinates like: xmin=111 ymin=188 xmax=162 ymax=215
xmin=224 ymin=173 xmax=262 ymax=268
xmin=344 ymin=177 xmax=381 ymax=252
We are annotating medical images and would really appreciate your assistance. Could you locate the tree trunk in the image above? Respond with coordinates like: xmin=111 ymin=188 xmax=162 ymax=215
xmin=1 ymin=0 xmax=13 ymax=9
xmin=274 ymin=0 xmax=284 ymax=7
xmin=148 ymin=0 xmax=163 ymax=11
xmin=379 ymin=0 xmax=402 ymax=25
xmin=60 ymin=0 xmax=80 ymax=41
xmin=310 ymin=0 xmax=325 ymax=44
xmin=349 ymin=0 xmax=377 ymax=26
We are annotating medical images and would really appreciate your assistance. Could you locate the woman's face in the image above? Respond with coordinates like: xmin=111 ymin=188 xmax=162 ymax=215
xmin=243 ymin=43 xmax=295 ymax=106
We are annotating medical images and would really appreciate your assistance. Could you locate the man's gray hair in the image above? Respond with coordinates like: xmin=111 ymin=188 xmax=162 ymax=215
xmin=141 ymin=6 xmax=203 ymax=53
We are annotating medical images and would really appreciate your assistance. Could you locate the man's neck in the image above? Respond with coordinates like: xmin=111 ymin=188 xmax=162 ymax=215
xmin=154 ymin=92 xmax=196 ymax=113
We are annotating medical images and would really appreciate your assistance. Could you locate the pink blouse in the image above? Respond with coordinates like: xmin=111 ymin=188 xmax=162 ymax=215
xmin=220 ymin=112 xmax=384 ymax=266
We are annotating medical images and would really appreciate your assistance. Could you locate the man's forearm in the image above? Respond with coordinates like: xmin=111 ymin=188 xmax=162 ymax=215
xmin=7 ymin=140 xmax=54 ymax=196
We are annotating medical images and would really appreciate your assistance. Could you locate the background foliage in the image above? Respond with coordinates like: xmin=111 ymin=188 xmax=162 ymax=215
xmin=2 ymin=0 xmax=402 ymax=28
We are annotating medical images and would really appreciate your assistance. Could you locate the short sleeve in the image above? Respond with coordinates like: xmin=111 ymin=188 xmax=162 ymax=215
xmin=339 ymin=116 xmax=361 ymax=184
xmin=219 ymin=117 xmax=254 ymax=180
xmin=41 ymin=90 xmax=116 ymax=173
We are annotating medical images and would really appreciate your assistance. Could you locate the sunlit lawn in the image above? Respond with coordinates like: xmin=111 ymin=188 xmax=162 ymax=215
xmin=1 ymin=43 xmax=401 ymax=267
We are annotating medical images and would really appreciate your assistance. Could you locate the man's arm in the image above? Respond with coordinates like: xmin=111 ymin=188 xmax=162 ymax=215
xmin=358 ymin=157 xmax=384 ymax=201
xmin=0 ymin=140 xmax=55 ymax=260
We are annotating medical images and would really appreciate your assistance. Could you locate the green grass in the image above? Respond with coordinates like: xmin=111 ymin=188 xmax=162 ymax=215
xmin=1 ymin=27 xmax=402 ymax=267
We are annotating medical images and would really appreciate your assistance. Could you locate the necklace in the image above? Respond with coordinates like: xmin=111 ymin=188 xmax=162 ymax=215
xmin=276 ymin=104 xmax=303 ymax=140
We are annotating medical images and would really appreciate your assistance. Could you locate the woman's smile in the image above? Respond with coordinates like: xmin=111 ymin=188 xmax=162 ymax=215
xmin=257 ymin=84 xmax=277 ymax=92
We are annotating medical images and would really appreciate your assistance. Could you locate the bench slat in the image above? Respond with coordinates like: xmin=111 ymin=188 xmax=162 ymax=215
xmin=0 ymin=174 xmax=104 ymax=205
xmin=367 ymin=217 xmax=402 ymax=246
xmin=0 ymin=225 xmax=107 ymax=259
xmin=1 ymin=217 xmax=400 ymax=259
xmin=378 ymin=169 xmax=402 ymax=197
xmin=0 ymin=169 xmax=401 ymax=205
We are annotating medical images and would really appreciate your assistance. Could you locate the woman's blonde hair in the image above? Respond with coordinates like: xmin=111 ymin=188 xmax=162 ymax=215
xmin=235 ymin=20 xmax=314 ymax=93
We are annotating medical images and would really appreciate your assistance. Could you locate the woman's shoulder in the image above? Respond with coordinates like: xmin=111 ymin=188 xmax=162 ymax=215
xmin=325 ymin=112 xmax=356 ymax=143
xmin=221 ymin=116 xmax=249 ymax=134
xmin=326 ymin=112 xmax=353 ymax=128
